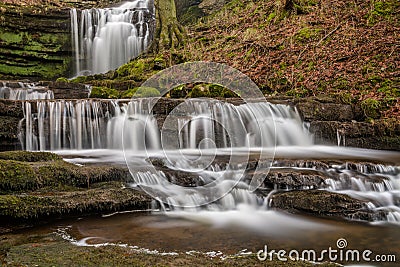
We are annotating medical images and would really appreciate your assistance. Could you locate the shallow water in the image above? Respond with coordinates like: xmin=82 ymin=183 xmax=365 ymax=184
xmin=14 ymin=145 xmax=400 ymax=265
xmin=18 ymin=210 xmax=399 ymax=266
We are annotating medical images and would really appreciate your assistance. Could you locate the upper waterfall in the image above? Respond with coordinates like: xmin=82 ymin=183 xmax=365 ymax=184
xmin=70 ymin=0 xmax=154 ymax=76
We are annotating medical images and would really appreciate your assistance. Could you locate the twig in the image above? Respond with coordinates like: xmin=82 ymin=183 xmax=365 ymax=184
xmin=297 ymin=43 xmax=310 ymax=61
xmin=297 ymin=22 xmax=343 ymax=61
xmin=316 ymin=23 xmax=343 ymax=47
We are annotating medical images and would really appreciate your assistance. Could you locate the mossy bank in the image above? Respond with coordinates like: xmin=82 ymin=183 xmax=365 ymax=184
xmin=0 ymin=151 xmax=151 ymax=226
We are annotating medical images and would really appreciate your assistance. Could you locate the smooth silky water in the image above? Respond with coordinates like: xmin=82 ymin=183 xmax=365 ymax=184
xmin=15 ymin=96 xmax=400 ymax=265
xmin=70 ymin=0 xmax=154 ymax=76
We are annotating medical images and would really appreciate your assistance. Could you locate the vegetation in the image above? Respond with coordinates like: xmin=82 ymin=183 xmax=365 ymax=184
xmin=70 ymin=0 xmax=398 ymax=119
xmin=0 ymin=151 xmax=149 ymax=221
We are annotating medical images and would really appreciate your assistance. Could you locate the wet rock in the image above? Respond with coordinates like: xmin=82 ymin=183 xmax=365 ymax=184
xmin=48 ymin=82 xmax=91 ymax=99
xmin=270 ymin=190 xmax=383 ymax=221
xmin=272 ymin=159 xmax=331 ymax=170
xmin=0 ymin=100 xmax=23 ymax=118
xmin=148 ymin=157 xmax=204 ymax=187
xmin=310 ymin=121 xmax=400 ymax=150
xmin=262 ymin=170 xmax=326 ymax=189
xmin=295 ymin=99 xmax=364 ymax=122
xmin=0 ymin=101 xmax=23 ymax=151
xmin=0 ymin=116 xmax=21 ymax=151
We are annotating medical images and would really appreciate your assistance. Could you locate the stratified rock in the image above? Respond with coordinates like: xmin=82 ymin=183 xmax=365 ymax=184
xmin=48 ymin=82 xmax=91 ymax=99
xmin=310 ymin=121 xmax=400 ymax=150
xmin=0 ymin=4 xmax=72 ymax=80
xmin=0 ymin=150 xmax=151 ymax=222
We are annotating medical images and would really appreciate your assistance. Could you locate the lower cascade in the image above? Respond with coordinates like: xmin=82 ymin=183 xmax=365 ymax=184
xmin=70 ymin=0 xmax=154 ymax=76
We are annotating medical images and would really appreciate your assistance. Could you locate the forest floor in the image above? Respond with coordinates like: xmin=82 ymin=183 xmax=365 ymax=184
xmin=176 ymin=0 xmax=400 ymax=119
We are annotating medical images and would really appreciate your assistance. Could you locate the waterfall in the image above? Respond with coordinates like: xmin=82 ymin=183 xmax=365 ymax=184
xmin=162 ymin=99 xmax=312 ymax=150
xmin=21 ymin=100 xmax=107 ymax=151
xmin=0 ymin=82 xmax=54 ymax=100
xmin=20 ymin=99 xmax=312 ymax=151
xmin=70 ymin=0 xmax=154 ymax=76
xmin=22 ymin=97 xmax=399 ymax=225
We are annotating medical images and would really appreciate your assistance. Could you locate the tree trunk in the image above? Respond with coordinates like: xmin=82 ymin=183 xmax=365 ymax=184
xmin=150 ymin=0 xmax=186 ymax=54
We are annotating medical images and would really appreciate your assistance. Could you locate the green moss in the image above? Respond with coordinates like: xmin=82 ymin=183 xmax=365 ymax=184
xmin=267 ymin=12 xmax=277 ymax=23
xmin=90 ymin=86 xmax=120 ymax=99
xmin=70 ymin=75 xmax=95 ymax=84
xmin=361 ymin=98 xmax=382 ymax=119
xmin=153 ymin=54 xmax=166 ymax=70
xmin=336 ymin=92 xmax=355 ymax=105
xmin=0 ymin=29 xmax=71 ymax=80
xmin=169 ymin=84 xmax=189 ymax=98
xmin=185 ymin=84 xmax=239 ymax=98
xmin=120 ymin=88 xmax=138 ymax=98
xmin=295 ymin=27 xmax=321 ymax=42
xmin=0 ymin=151 xmax=61 ymax=162
xmin=0 ymin=160 xmax=38 ymax=192
xmin=367 ymin=0 xmax=398 ymax=24
xmin=133 ymin=87 xmax=161 ymax=98
xmin=56 ymin=77 xmax=69 ymax=83
xmin=286 ymin=87 xmax=310 ymax=98
xmin=179 ymin=5 xmax=205 ymax=25
xmin=189 ymin=84 xmax=211 ymax=98
xmin=2 ymin=234 xmax=337 ymax=266
xmin=0 ymin=194 xmax=53 ymax=219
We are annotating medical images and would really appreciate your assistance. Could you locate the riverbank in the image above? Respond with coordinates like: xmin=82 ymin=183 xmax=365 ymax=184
xmin=0 ymin=231 xmax=338 ymax=266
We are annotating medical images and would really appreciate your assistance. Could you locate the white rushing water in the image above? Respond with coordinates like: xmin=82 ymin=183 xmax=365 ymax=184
xmin=70 ymin=0 xmax=154 ymax=76
xmin=0 ymin=82 xmax=54 ymax=100
xmin=18 ymin=97 xmax=400 ymax=225
xmin=20 ymin=98 xmax=311 ymax=151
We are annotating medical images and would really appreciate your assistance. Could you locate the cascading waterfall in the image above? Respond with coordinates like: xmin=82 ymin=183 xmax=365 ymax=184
xmin=0 ymin=82 xmax=54 ymax=100
xmin=20 ymin=98 xmax=311 ymax=151
xmin=19 ymin=97 xmax=400 ymax=224
xmin=70 ymin=0 xmax=154 ymax=76
xmin=21 ymin=100 xmax=107 ymax=151
xmin=323 ymin=162 xmax=400 ymax=223
xmin=170 ymin=100 xmax=313 ymax=149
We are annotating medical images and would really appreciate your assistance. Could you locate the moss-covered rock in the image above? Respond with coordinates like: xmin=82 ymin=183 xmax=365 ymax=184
xmin=0 ymin=151 xmax=61 ymax=162
xmin=0 ymin=188 xmax=150 ymax=220
xmin=271 ymin=190 xmax=386 ymax=221
xmin=133 ymin=86 xmax=161 ymax=98
xmin=0 ymin=150 xmax=149 ymax=222
xmin=0 ymin=160 xmax=38 ymax=192
xmin=0 ymin=5 xmax=72 ymax=80
xmin=0 ymin=152 xmax=129 ymax=193
xmin=89 ymin=86 xmax=120 ymax=99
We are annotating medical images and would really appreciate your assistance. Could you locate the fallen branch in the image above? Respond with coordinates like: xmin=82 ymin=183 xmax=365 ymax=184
xmin=298 ymin=23 xmax=343 ymax=61
xmin=316 ymin=23 xmax=343 ymax=47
